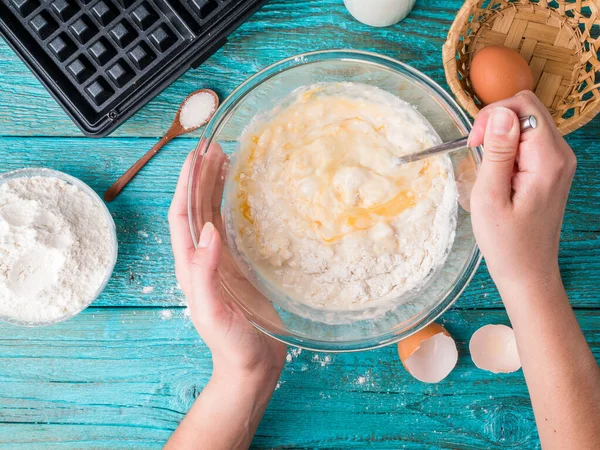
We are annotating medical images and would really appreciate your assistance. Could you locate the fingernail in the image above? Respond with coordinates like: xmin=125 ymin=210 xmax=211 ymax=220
xmin=199 ymin=222 xmax=214 ymax=248
xmin=489 ymin=107 xmax=515 ymax=136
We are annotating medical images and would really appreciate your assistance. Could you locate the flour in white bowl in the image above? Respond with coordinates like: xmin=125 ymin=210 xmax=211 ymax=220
xmin=226 ymin=82 xmax=457 ymax=311
xmin=0 ymin=174 xmax=115 ymax=324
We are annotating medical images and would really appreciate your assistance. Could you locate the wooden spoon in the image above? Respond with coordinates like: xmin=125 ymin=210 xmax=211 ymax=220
xmin=104 ymin=89 xmax=219 ymax=202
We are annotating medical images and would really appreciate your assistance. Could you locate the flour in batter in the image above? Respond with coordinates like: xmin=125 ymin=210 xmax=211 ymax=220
xmin=225 ymin=82 xmax=457 ymax=311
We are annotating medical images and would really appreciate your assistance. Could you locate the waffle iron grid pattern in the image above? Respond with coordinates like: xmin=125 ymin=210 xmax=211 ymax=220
xmin=0 ymin=0 xmax=264 ymax=136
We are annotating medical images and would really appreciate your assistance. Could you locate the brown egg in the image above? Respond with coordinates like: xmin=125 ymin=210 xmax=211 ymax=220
xmin=469 ymin=45 xmax=534 ymax=105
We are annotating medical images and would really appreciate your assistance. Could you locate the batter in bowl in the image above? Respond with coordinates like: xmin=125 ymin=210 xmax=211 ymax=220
xmin=225 ymin=82 xmax=457 ymax=310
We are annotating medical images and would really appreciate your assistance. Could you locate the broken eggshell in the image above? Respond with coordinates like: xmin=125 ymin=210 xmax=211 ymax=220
xmin=469 ymin=324 xmax=521 ymax=374
xmin=397 ymin=322 xmax=458 ymax=383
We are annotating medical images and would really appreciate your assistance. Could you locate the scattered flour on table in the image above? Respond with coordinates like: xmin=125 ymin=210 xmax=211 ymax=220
xmin=312 ymin=354 xmax=332 ymax=367
xmin=355 ymin=371 xmax=375 ymax=387
xmin=0 ymin=175 xmax=114 ymax=323
xmin=160 ymin=309 xmax=173 ymax=320
xmin=286 ymin=347 xmax=302 ymax=363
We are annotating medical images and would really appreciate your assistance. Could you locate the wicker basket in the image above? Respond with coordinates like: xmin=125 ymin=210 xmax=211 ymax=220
xmin=443 ymin=0 xmax=600 ymax=135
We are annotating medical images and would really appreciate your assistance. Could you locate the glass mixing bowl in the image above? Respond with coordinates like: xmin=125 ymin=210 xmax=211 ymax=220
xmin=189 ymin=50 xmax=482 ymax=351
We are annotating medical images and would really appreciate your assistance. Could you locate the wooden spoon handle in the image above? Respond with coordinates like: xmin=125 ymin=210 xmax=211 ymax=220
xmin=104 ymin=134 xmax=173 ymax=202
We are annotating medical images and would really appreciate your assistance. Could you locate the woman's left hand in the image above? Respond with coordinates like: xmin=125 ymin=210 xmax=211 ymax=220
xmin=168 ymin=149 xmax=287 ymax=386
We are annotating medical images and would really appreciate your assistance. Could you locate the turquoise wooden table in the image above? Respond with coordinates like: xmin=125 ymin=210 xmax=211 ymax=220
xmin=0 ymin=0 xmax=598 ymax=448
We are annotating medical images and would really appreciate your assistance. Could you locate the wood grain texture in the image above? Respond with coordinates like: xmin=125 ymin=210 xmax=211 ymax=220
xmin=0 ymin=0 xmax=598 ymax=448
xmin=0 ymin=308 xmax=598 ymax=449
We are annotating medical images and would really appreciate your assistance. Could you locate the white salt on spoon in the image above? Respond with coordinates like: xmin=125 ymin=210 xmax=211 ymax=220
xmin=104 ymin=89 xmax=219 ymax=202
xmin=180 ymin=90 xmax=217 ymax=130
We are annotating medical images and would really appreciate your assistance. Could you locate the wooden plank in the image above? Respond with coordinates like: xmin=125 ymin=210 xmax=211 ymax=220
xmin=530 ymin=56 xmax=548 ymax=86
xmin=533 ymin=42 xmax=579 ymax=64
xmin=0 ymin=0 xmax=464 ymax=138
xmin=514 ymin=9 xmax=558 ymax=25
xmin=520 ymin=38 xmax=538 ymax=63
xmin=543 ymin=59 xmax=577 ymax=79
xmin=491 ymin=7 xmax=516 ymax=34
xmin=503 ymin=19 xmax=528 ymax=49
xmin=0 ymin=135 xmax=598 ymax=309
xmin=523 ymin=22 xmax=559 ymax=45
xmin=554 ymin=23 xmax=579 ymax=49
xmin=535 ymin=72 xmax=563 ymax=107
xmin=474 ymin=29 xmax=507 ymax=48
xmin=0 ymin=308 xmax=597 ymax=449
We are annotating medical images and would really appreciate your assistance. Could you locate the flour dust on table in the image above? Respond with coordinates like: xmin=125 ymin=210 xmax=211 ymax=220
xmin=225 ymin=82 xmax=457 ymax=313
xmin=0 ymin=175 xmax=115 ymax=324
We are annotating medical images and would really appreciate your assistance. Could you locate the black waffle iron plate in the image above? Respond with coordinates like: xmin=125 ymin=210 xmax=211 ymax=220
xmin=0 ymin=0 xmax=267 ymax=136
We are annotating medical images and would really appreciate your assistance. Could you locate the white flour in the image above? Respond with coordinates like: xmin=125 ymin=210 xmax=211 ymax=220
xmin=227 ymin=83 xmax=457 ymax=311
xmin=0 ymin=175 xmax=114 ymax=324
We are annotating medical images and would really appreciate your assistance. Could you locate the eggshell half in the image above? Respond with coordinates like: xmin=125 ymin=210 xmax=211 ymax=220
xmin=469 ymin=324 xmax=521 ymax=373
xmin=397 ymin=322 xmax=458 ymax=383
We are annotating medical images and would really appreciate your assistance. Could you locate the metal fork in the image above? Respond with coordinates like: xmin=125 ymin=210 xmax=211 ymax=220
xmin=393 ymin=115 xmax=537 ymax=166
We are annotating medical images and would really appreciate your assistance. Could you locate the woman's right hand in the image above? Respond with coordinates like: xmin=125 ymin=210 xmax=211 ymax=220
xmin=469 ymin=92 xmax=600 ymax=450
xmin=468 ymin=90 xmax=577 ymax=293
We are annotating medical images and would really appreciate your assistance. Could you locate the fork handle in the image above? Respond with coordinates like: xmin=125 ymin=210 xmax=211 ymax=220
xmin=396 ymin=115 xmax=537 ymax=165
